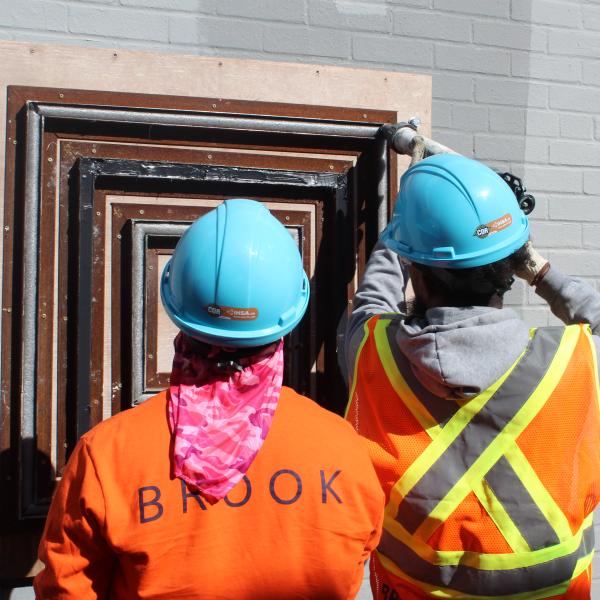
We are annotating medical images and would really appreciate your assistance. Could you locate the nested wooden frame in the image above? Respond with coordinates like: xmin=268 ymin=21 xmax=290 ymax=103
xmin=56 ymin=140 xmax=354 ymax=475
xmin=2 ymin=85 xmax=397 ymax=526
xmin=134 ymin=208 xmax=313 ymax=394
xmin=78 ymin=157 xmax=349 ymax=432
xmin=108 ymin=202 xmax=314 ymax=405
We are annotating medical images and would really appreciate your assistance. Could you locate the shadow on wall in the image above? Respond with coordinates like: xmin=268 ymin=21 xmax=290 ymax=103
xmin=0 ymin=439 xmax=55 ymax=594
xmin=432 ymin=0 xmax=534 ymax=174
xmin=430 ymin=0 xmax=537 ymax=315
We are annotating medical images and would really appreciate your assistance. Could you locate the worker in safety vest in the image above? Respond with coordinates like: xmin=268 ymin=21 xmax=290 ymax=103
xmin=35 ymin=199 xmax=384 ymax=599
xmin=345 ymin=154 xmax=600 ymax=599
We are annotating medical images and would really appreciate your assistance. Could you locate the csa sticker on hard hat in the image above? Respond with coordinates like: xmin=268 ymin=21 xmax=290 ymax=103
xmin=473 ymin=213 xmax=512 ymax=240
xmin=206 ymin=304 xmax=259 ymax=321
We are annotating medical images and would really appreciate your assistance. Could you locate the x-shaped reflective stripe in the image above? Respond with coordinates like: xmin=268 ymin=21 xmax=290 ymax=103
xmin=376 ymin=322 xmax=575 ymax=550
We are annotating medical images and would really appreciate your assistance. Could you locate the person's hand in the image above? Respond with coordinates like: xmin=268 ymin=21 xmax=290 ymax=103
xmin=515 ymin=242 xmax=550 ymax=286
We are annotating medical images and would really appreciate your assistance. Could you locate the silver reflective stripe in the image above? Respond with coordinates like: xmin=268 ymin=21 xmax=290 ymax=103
xmin=378 ymin=525 xmax=594 ymax=596
xmin=485 ymin=456 xmax=560 ymax=550
xmin=385 ymin=320 xmax=459 ymax=425
xmin=395 ymin=327 xmax=565 ymax=534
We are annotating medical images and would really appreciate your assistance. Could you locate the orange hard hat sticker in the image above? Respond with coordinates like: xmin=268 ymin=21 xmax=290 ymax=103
xmin=473 ymin=213 xmax=512 ymax=239
xmin=206 ymin=304 xmax=259 ymax=321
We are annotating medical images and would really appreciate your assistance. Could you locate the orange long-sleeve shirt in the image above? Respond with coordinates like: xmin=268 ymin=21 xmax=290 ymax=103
xmin=34 ymin=387 xmax=384 ymax=599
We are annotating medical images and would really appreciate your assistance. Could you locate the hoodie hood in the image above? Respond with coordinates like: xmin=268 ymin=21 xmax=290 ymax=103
xmin=395 ymin=306 xmax=530 ymax=400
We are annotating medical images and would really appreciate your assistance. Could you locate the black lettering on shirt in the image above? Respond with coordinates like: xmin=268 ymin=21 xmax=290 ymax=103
xmin=320 ymin=469 xmax=342 ymax=503
xmin=269 ymin=469 xmax=303 ymax=505
xmin=180 ymin=479 xmax=207 ymax=513
xmin=224 ymin=475 xmax=252 ymax=507
xmin=138 ymin=485 xmax=164 ymax=523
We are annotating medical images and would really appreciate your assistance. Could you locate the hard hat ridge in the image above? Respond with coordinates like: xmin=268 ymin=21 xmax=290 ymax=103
xmin=381 ymin=154 xmax=530 ymax=269
xmin=160 ymin=199 xmax=310 ymax=348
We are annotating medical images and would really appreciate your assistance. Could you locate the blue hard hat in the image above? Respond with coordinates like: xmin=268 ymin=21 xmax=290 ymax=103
xmin=160 ymin=199 xmax=310 ymax=347
xmin=381 ymin=154 xmax=529 ymax=268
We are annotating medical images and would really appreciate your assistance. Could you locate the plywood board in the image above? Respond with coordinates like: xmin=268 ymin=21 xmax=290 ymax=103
xmin=0 ymin=40 xmax=431 ymax=221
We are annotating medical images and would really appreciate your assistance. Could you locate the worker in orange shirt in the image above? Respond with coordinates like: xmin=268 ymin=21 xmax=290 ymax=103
xmin=35 ymin=199 xmax=384 ymax=599
xmin=345 ymin=154 xmax=600 ymax=599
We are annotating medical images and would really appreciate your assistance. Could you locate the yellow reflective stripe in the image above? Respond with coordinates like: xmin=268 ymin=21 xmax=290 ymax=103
xmin=447 ymin=336 xmax=534 ymax=552
xmin=376 ymin=550 xmax=592 ymax=600
xmin=387 ymin=366 xmax=516 ymax=514
xmin=415 ymin=326 xmax=579 ymax=542
xmin=388 ymin=331 xmax=528 ymax=511
xmin=373 ymin=319 xmax=441 ymax=435
xmin=377 ymin=322 xmax=541 ymax=552
xmin=570 ymin=550 xmax=595 ymax=589
xmin=382 ymin=513 xmax=592 ymax=571
xmin=504 ymin=444 xmax=572 ymax=541
xmin=471 ymin=478 xmax=531 ymax=553
xmin=375 ymin=319 xmax=536 ymax=552
xmin=344 ymin=319 xmax=371 ymax=420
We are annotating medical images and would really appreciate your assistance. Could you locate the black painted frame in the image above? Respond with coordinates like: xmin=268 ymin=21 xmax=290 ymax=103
xmin=74 ymin=157 xmax=350 ymax=437
xmin=4 ymin=92 xmax=392 ymax=527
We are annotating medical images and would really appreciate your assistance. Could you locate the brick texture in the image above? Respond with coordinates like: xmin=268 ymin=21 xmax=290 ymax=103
xmin=549 ymin=29 xmax=600 ymax=58
xmin=512 ymin=0 xmax=582 ymax=28
xmin=475 ymin=78 xmax=548 ymax=108
xmin=2 ymin=0 xmax=600 ymax=594
xmin=584 ymin=171 xmax=600 ymax=195
xmin=560 ymin=114 xmax=594 ymax=140
xmin=489 ymin=106 xmax=525 ymax=134
xmin=310 ymin=1 xmax=391 ymax=33
xmin=217 ymin=0 xmax=306 ymax=23
xmin=583 ymin=4 xmax=600 ymax=30
xmin=435 ymin=43 xmax=510 ymax=75
xmin=511 ymin=52 xmax=580 ymax=82
xmin=353 ymin=34 xmax=433 ymax=67
xmin=265 ymin=24 xmax=350 ymax=58
xmin=433 ymin=0 xmax=509 ymax=18
xmin=69 ymin=5 xmax=169 ymax=41
xmin=550 ymin=85 xmax=600 ymax=113
xmin=0 ymin=1 xmax=68 ymax=31
xmin=393 ymin=9 xmax=471 ymax=43
xmin=473 ymin=21 xmax=546 ymax=52
xmin=121 ymin=0 xmax=215 ymax=11
xmin=525 ymin=110 xmax=559 ymax=137
xmin=432 ymin=72 xmax=474 ymax=101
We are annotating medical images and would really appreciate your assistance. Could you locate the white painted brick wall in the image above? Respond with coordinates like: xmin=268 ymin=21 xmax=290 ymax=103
xmin=1 ymin=0 xmax=600 ymax=595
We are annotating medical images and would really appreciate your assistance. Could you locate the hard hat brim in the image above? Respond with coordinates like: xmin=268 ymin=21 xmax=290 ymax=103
xmin=160 ymin=270 xmax=310 ymax=348
xmin=381 ymin=220 xmax=529 ymax=269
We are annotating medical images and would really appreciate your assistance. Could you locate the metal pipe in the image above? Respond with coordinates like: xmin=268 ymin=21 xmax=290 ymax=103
xmin=380 ymin=122 xmax=457 ymax=165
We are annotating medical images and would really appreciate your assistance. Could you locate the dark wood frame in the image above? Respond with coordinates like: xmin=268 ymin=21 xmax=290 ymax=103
xmin=54 ymin=139 xmax=355 ymax=478
xmin=1 ymin=87 xmax=397 ymax=585
xmin=77 ymin=157 xmax=350 ymax=420
xmin=136 ymin=212 xmax=312 ymax=394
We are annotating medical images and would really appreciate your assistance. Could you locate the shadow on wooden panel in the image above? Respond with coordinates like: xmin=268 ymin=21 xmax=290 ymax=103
xmin=1 ymin=86 xmax=396 ymax=582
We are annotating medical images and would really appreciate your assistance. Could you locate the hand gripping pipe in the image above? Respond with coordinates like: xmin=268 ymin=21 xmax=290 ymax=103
xmin=380 ymin=121 xmax=535 ymax=215
xmin=380 ymin=121 xmax=457 ymax=166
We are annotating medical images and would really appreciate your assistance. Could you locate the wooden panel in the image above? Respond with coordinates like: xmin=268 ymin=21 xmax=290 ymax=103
xmin=0 ymin=45 xmax=432 ymax=584
xmin=0 ymin=40 xmax=432 ymax=220
xmin=104 ymin=200 xmax=315 ymax=408
xmin=139 ymin=208 xmax=313 ymax=395
xmin=0 ymin=85 xmax=398 ymax=582
xmin=79 ymin=159 xmax=347 ymax=421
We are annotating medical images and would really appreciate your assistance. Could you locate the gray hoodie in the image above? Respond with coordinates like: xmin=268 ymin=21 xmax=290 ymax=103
xmin=345 ymin=242 xmax=600 ymax=399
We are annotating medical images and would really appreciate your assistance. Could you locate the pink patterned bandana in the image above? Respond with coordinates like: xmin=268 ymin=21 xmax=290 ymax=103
xmin=168 ymin=333 xmax=284 ymax=501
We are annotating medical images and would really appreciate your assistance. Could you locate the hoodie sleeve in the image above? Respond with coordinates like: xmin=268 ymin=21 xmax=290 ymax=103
xmin=34 ymin=437 xmax=115 ymax=599
xmin=345 ymin=241 xmax=409 ymax=380
xmin=535 ymin=267 xmax=600 ymax=361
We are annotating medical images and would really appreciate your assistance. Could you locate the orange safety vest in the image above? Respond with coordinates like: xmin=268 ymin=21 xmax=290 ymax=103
xmin=347 ymin=316 xmax=600 ymax=599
